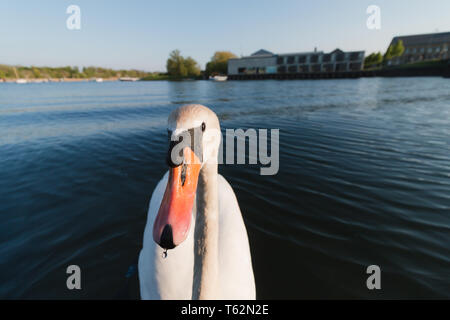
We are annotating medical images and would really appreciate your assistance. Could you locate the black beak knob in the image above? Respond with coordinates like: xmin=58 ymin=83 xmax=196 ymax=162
xmin=159 ymin=224 xmax=175 ymax=250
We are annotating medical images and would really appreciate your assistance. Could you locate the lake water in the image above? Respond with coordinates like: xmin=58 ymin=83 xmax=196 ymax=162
xmin=0 ymin=78 xmax=449 ymax=299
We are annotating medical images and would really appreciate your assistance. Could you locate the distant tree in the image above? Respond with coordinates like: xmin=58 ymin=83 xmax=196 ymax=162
xmin=6 ymin=68 xmax=15 ymax=78
xmin=384 ymin=40 xmax=405 ymax=63
xmin=184 ymin=57 xmax=201 ymax=77
xmin=205 ymin=51 xmax=237 ymax=75
xmin=375 ymin=52 xmax=383 ymax=63
xmin=83 ymin=67 xmax=96 ymax=78
xmin=167 ymin=50 xmax=187 ymax=77
xmin=392 ymin=40 xmax=405 ymax=57
xmin=364 ymin=52 xmax=383 ymax=68
xmin=32 ymin=67 xmax=41 ymax=78
xmin=166 ymin=50 xmax=200 ymax=78
xmin=54 ymin=69 xmax=63 ymax=78
xmin=0 ymin=63 xmax=153 ymax=80
xmin=384 ymin=45 xmax=394 ymax=61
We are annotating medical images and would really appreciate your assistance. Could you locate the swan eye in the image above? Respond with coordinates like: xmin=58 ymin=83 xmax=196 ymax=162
xmin=201 ymin=122 xmax=206 ymax=132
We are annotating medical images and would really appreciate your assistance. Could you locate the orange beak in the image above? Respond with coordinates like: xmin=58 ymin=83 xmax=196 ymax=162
xmin=153 ymin=147 xmax=201 ymax=249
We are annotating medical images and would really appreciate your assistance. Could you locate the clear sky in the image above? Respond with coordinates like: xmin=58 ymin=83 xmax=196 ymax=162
xmin=1 ymin=0 xmax=449 ymax=71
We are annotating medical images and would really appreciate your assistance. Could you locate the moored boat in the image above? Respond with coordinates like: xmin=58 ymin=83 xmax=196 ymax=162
xmin=119 ymin=77 xmax=139 ymax=82
xmin=209 ymin=75 xmax=228 ymax=81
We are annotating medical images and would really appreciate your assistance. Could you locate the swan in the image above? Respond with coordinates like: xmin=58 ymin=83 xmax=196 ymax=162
xmin=138 ymin=104 xmax=256 ymax=299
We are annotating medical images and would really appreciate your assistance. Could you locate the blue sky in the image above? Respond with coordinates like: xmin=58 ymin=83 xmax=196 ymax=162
xmin=0 ymin=0 xmax=449 ymax=71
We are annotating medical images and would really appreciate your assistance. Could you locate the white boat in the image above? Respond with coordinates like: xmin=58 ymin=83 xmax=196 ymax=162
xmin=209 ymin=75 xmax=227 ymax=81
xmin=16 ymin=79 xmax=27 ymax=84
xmin=119 ymin=77 xmax=139 ymax=82
xmin=95 ymin=78 xmax=103 ymax=82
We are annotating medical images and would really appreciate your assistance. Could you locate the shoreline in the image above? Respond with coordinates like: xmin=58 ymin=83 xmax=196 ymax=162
xmin=1 ymin=66 xmax=449 ymax=83
xmin=0 ymin=77 xmax=120 ymax=83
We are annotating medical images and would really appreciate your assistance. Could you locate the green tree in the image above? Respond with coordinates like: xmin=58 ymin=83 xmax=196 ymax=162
xmin=392 ymin=40 xmax=405 ymax=57
xmin=184 ymin=57 xmax=201 ymax=77
xmin=167 ymin=50 xmax=187 ymax=77
xmin=32 ymin=67 xmax=41 ymax=78
xmin=384 ymin=40 xmax=405 ymax=63
xmin=205 ymin=51 xmax=237 ymax=75
xmin=5 ymin=68 xmax=14 ymax=78
xmin=166 ymin=50 xmax=200 ymax=78
xmin=364 ymin=52 xmax=383 ymax=68
xmin=83 ymin=67 xmax=96 ymax=78
xmin=384 ymin=45 xmax=394 ymax=61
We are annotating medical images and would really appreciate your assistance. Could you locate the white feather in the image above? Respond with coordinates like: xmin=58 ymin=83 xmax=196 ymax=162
xmin=138 ymin=172 xmax=256 ymax=299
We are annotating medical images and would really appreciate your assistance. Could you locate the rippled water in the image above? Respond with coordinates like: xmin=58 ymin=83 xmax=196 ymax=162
xmin=1 ymin=79 xmax=449 ymax=299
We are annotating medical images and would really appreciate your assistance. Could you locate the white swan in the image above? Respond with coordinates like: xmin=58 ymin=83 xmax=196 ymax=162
xmin=138 ymin=104 xmax=256 ymax=299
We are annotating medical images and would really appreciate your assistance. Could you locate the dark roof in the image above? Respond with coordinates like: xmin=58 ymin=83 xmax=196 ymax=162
xmin=278 ymin=51 xmax=322 ymax=57
xmin=390 ymin=31 xmax=450 ymax=47
xmin=330 ymin=48 xmax=344 ymax=54
xmin=251 ymin=49 xmax=274 ymax=56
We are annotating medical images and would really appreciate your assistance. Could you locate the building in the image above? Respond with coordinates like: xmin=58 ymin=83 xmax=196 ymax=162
xmin=227 ymin=48 xmax=365 ymax=75
xmin=227 ymin=49 xmax=277 ymax=75
xmin=387 ymin=31 xmax=450 ymax=65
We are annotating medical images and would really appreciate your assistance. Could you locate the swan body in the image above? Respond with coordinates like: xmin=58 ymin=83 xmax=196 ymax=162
xmin=138 ymin=104 xmax=255 ymax=300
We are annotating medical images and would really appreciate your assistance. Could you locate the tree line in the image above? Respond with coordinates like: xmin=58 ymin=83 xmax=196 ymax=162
xmin=0 ymin=64 xmax=153 ymax=80
xmin=165 ymin=50 xmax=237 ymax=79
xmin=364 ymin=40 xmax=405 ymax=69
xmin=0 ymin=49 xmax=239 ymax=80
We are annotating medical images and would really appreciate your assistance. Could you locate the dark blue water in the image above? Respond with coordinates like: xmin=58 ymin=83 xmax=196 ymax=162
xmin=1 ymin=79 xmax=449 ymax=299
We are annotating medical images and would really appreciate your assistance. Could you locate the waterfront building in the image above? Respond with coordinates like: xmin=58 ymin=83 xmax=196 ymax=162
xmin=387 ymin=31 xmax=450 ymax=66
xmin=227 ymin=48 xmax=365 ymax=75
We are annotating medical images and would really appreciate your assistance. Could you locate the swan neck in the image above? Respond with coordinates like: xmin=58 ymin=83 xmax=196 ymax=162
xmin=192 ymin=162 xmax=219 ymax=299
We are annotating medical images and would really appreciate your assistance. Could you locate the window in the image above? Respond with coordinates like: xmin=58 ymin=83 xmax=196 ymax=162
xmin=277 ymin=57 xmax=284 ymax=64
xmin=298 ymin=55 xmax=306 ymax=63
xmin=311 ymin=64 xmax=321 ymax=72
xmin=350 ymin=52 xmax=360 ymax=61
xmin=336 ymin=53 xmax=345 ymax=62
xmin=427 ymin=48 xmax=432 ymax=53
xmin=349 ymin=62 xmax=362 ymax=71
xmin=266 ymin=66 xmax=277 ymax=74
xmin=336 ymin=63 xmax=347 ymax=72
xmin=257 ymin=67 xmax=266 ymax=74
xmin=412 ymin=48 xmax=417 ymax=53
xmin=238 ymin=67 xmax=246 ymax=74
xmin=310 ymin=55 xmax=319 ymax=63
xmin=277 ymin=66 xmax=286 ymax=73
xmin=287 ymin=56 xmax=295 ymax=64
xmin=420 ymin=48 xmax=425 ymax=53
xmin=436 ymin=47 xmax=441 ymax=53
xmin=323 ymin=64 xmax=334 ymax=72
xmin=299 ymin=65 xmax=309 ymax=73
xmin=288 ymin=65 xmax=297 ymax=73
xmin=322 ymin=54 xmax=331 ymax=62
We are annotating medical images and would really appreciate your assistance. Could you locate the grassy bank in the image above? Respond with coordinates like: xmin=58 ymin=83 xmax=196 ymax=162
xmin=365 ymin=59 xmax=449 ymax=71
xmin=387 ymin=59 xmax=448 ymax=69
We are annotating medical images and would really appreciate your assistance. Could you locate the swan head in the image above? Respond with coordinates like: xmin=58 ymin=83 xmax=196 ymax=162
xmin=153 ymin=104 xmax=221 ymax=250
